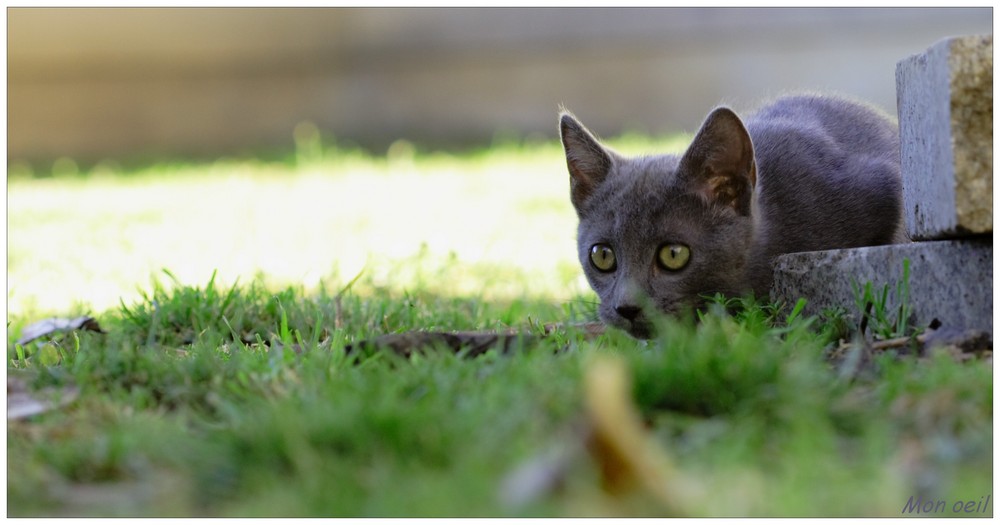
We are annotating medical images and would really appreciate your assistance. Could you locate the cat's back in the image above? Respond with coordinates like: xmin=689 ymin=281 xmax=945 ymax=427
xmin=740 ymin=94 xmax=905 ymax=292
xmin=746 ymin=94 xmax=898 ymax=159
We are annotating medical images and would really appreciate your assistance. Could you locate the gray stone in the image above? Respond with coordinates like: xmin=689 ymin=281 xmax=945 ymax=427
xmin=770 ymin=240 xmax=992 ymax=335
xmin=896 ymin=34 xmax=993 ymax=240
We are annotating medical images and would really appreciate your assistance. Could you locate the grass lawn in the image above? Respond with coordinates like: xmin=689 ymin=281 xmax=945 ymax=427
xmin=6 ymin=135 xmax=992 ymax=517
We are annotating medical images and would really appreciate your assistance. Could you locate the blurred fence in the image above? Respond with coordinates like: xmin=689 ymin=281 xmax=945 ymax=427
xmin=8 ymin=7 xmax=992 ymax=165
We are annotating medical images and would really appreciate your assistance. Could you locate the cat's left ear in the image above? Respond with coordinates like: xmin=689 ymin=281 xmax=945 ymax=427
xmin=677 ymin=107 xmax=757 ymax=216
xmin=559 ymin=111 xmax=617 ymax=214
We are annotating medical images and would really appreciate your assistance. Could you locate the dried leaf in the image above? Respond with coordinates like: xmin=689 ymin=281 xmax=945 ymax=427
xmin=7 ymin=373 xmax=79 ymax=420
xmin=584 ymin=355 xmax=692 ymax=515
xmin=16 ymin=316 xmax=104 ymax=346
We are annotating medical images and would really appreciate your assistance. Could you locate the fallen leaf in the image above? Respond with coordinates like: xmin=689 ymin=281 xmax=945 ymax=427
xmin=17 ymin=316 xmax=105 ymax=346
xmin=7 ymin=372 xmax=79 ymax=420
xmin=584 ymin=354 xmax=693 ymax=515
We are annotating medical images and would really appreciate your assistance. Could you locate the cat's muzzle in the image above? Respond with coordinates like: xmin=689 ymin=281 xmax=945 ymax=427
xmin=604 ymin=307 xmax=656 ymax=340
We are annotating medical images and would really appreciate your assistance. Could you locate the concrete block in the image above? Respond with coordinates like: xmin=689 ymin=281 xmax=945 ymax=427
xmin=896 ymin=34 xmax=993 ymax=240
xmin=770 ymin=240 xmax=992 ymax=335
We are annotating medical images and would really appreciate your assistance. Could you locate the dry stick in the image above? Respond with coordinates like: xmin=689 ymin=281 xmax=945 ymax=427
xmin=343 ymin=322 xmax=607 ymax=358
xmin=869 ymin=333 xmax=926 ymax=351
xmin=836 ymin=328 xmax=992 ymax=357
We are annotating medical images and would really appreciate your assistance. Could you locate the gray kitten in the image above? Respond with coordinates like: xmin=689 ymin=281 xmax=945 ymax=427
xmin=560 ymin=94 xmax=908 ymax=339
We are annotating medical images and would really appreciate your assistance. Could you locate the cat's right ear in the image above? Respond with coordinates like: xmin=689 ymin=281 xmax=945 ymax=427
xmin=678 ymin=107 xmax=757 ymax=216
xmin=559 ymin=111 xmax=614 ymax=213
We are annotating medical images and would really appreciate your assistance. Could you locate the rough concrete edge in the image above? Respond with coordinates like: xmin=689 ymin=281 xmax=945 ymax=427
xmin=896 ymin=36 xmax=957 ymax=240
xmin=769 ymin=240 xmax=993 ymax=335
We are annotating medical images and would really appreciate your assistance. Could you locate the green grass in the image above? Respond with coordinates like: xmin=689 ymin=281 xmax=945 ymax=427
xmin=7 ymin=137 xmax=992 ymax=517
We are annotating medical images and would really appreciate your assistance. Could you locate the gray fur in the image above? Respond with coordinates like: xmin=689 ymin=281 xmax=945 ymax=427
xmin=560 ymin=94 xmax=907 ymax=339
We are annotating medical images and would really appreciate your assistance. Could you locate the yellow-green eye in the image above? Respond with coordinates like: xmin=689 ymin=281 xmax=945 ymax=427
xmin=657 ymin=244 xmax=690 ymax=271
xmin=589 ymin=244 xmax=617 ymax=272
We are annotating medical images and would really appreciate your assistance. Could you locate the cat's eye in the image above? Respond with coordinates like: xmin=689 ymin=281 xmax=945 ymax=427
xmin=657 ymin=243 xmax=691 ymax=271
xmin=589 ymin=244 xmax=617 ymax=272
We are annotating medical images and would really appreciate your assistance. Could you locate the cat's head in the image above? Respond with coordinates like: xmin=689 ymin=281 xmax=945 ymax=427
xmin=559 ymin=107 xmax=757 ymax=339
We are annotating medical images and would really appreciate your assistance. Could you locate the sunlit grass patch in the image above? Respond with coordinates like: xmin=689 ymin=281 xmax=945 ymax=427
xmin=8 ymin=133 xmax=688 ymax=318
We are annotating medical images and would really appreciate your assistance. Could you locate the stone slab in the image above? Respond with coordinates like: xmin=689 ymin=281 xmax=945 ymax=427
xmin=770 ymin=240 xmax=992 ymax=335
xmin=896 ymin=34 xmax=993 ymax=240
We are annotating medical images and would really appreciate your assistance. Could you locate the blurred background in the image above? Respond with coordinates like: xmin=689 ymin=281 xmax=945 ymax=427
xmin=8 ymin=7 xmax=992 ymax=166
xmin=6 ymin=7 xmax=993 ymax=318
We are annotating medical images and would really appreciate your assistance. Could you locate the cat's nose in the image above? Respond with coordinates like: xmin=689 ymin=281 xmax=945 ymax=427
xmin=615 ymin=305 xmax=642 ymax=321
